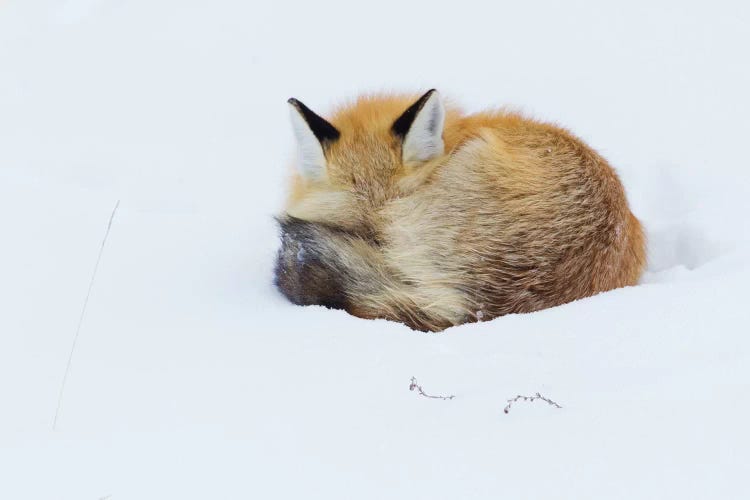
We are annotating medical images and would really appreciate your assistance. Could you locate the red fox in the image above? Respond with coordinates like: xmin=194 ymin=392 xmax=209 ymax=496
xmin=274 ymin=90 xmax=646 ymax=331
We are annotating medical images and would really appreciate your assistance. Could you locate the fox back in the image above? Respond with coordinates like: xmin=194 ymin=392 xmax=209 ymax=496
xmin=275 ymin=90 xmax=646 ymax=331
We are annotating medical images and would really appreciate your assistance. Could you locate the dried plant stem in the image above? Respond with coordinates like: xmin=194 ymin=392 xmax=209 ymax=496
xmin=52 ymin=200 xmax=120 ymax=430
xmin=503 ymin=392 xmax=562 ymax=414
xmin=409 ymin=376 xmax=455 ymax=400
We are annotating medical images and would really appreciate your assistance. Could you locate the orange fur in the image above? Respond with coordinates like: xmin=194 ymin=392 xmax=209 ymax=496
xmin=278 ymin=93 xmax=646 ymax=331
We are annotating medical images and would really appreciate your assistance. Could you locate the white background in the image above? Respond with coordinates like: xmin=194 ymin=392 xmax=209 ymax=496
xmin=1 ymin=1 xmax=749 ymax=498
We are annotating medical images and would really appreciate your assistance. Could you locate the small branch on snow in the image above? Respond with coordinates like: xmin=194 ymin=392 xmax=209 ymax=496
xmin=409 ymin=376 xmax=455 ymax=400
xmin=503 ymin=392 xmax=562 ymax=414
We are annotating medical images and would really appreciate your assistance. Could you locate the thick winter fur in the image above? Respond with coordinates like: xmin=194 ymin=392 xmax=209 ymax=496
xmin=275 ymin=91 xmax=646 ymax=332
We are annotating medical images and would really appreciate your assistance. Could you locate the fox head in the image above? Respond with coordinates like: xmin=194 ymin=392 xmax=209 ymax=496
xmin=283 ymin=90 xmax=448 ymax=234
xmin=275 ymin=90 xmax=450 ymax=310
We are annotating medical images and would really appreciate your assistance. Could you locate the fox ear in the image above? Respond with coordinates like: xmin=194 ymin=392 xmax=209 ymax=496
xmin=288 ymin=98 xmax=340 ymax=179
xmin=392 ymin=89 xmax=445 ymax=164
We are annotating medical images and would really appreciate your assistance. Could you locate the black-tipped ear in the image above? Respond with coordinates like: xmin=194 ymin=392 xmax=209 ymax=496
xmin=287 ymin=98 xmax=340 ymax=144
xmin=391 ymin=89 xmax=438 ymax=139
xmin=391 ymin=89 xmax=445 ymax=163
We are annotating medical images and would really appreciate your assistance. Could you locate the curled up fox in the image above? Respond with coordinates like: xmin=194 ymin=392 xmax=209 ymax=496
xmin=274 ymin=90 xmax=646 ymax=332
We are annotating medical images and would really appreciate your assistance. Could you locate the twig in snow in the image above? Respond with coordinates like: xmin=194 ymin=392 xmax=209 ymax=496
xmin=52 ymin=200 xmax=120 ymax=430
xmin=409 ymin=376 xmax=455 ymax=400
xmin=503 ymin=392 xmax=562 ymax=414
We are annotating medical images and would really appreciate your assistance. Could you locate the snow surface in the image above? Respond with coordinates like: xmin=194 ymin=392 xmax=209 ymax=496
xmin=1 ymin=1 xmax=749 ymax=498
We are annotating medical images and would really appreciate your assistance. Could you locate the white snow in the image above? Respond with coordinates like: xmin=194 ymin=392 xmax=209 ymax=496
xmin=1 ymin=1 xmax=749 ymax=499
